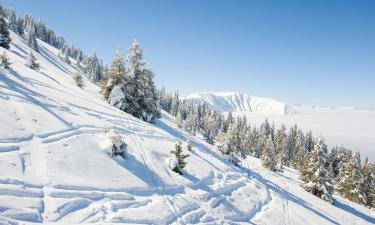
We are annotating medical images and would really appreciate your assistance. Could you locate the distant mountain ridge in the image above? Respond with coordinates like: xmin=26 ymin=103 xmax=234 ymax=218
xmin=185 ymin=92 xmax=296 ymax=115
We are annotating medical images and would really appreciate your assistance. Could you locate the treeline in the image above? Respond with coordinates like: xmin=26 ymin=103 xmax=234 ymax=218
xmin=158 ymin=88 xmax=375 ymax=207
xmin=0 ymin=3 xmax=106 ymax=83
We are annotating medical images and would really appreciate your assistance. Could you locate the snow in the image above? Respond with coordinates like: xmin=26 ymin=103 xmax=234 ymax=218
xmin=185 ymin=91 xmax=295 ymax=114
xmin=0 ymin=30 xmax=373 ymax=224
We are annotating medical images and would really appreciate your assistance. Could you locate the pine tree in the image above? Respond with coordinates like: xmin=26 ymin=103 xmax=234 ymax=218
xmin=330 ymin=146 xmax=352 ymax=178
xmin=275 ymin=124 xmax=288 ymax=171
xmin=261 ymin=136 xmax=277 ymax=172
xmin=126 ymin=40 xmax=159 ymax=121
xmin=300 ymin=138 xmax=334 ymax=204
xmin=102 ymin=48 xmax=126 ymax=98
xmin=0 ymin=51 xmax=10 ymax=69
xmin=85 ymin=51 xmax=102 ymax=82
xmin=337 ymin=152 xmax=366 ymax=205
xmin=64 ymin=52 xmax=70 ymax=64
xmin=27 ymin=27 xmax=39 ymax=52
xmin=291 ymin=129 xmax=306 ymax=170
xmin=73 ymin=73 xmax=84 ymax=88
xmin=361 ymin=158 xmax=374 ymax=208
xmin=0 ymin=17 xmax=11 ymax=49
xmin=170 ymin=142 xmax=189 ymax=175
xmin=25 ymin=51 xmax=39 ymax=70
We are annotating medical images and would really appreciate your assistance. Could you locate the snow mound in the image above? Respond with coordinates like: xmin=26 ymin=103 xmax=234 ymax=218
xmin=185 ymin=92 xmax=295 ymax=114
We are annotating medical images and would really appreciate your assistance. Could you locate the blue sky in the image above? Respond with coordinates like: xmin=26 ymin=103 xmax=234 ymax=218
xmin=3 ymin=0 xmax=375 ymax=107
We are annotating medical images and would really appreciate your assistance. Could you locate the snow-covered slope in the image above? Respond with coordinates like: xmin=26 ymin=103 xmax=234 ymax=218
xmin=0 ymin=31 xmax=374 ymax=224
xmin=185 ymin=92 xmax=295 ymax=114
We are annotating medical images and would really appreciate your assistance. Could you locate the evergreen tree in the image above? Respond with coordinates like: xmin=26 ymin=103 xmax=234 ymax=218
xmin=27 ymin=27 xmax=39 ymax=52
xmin=330 ymin=146 xmax=352 ymax=178
xmin=0 ymin=17 xmax=11 ymax=49
xmin=305 ymin=131 xmax=315 ymax=153
xmin=170 ymin=91 xmax=180 ymax=116
xmin=291 ymin=129 xmax=306 ymax=170
xmin=275 ymin=124 xmax=288 ymax=171
xmin=300 ymin=138 xmax=334 ymax=204
xmin=85 ymin=51 xmax=102 ymax=82
xmin=170 ymin=142 xmax=189 ymax=175
xmin=126 ymin=40 xmax=159 ymax=121
xmin=25 ymin=51 xmax=39 ymax=70
xmin=64 ymin=52 xmax=70 ymax=64
xmin=0 ymin=51 xmax=10 ymax=69
xmin=261 ymin=136 xmax=277 ymax=171
xmin=73 ymin=72 xmax=84 ymax=88
xmin=102 ymin=48 xmax=126 ymax=99
xmin=5 ymin=8 xmax=17 ymax=32
xmin=361 ymin=158 xmax=374 ymax=208
xmin=337 ymin=152 xmax=366 ymax=205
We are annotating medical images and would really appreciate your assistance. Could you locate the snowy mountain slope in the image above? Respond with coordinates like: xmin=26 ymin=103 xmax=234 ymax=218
xmin=0 ymin=32 xmax=374 ymax=224
xmin=185 ymin=92 xmax=295 ymax=114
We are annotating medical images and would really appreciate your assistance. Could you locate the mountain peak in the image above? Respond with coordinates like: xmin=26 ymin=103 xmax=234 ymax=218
xmin=185 ymin=91 xmax=295 ymax=114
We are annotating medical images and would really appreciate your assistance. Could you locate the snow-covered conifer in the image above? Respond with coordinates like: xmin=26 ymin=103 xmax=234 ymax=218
xmin=0 ymin=51 xmax=10 ymax=69
xmin=361 ymin=158 xmax=374 ymax=208
xmin=85 ymin=51 xmax=102 ymax=82
xmin=73 ymin=73 xmax=84 ymax=88
xmin=27 ymin=27 xmax=39 ymax=52
xmin=261 ymin=136 xmax=277 ymax=172
xmin=127 ymin=40 xmax=159 ymax=121
xmin=0 ymin=17 xmax=11 ymax=49
xmin=337 ymin=152 xmax=366 ymax=205
xmin=169 ymin=142 xmax=189 ymax=175
xmin=300 ymin=138 xmax=334 ymax=204
xmin=25 ymin=51 xmax=39 ymax=70
xmin=105 ymin=129 xmax=127 ymax=158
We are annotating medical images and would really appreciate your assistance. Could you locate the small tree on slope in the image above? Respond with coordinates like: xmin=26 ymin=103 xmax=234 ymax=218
xmin=337 ymin=152 xmax=367 ymax=205
xmin=261 ymin=136 xmax=277 ymax=172
xmin=0 ymin=51 xmax=10 ymax=69
xmin=170 ymin=142 xmax=189 ymax=175
xmin=0 ymin=17 xmax=11 ymax=49
xmin=73 ymin=73 xmax=84 ymax=88
xmin=300 ymin=138 xmax=334 ymax=204
xmin=25 ymin=51 xmax=39 ymax=70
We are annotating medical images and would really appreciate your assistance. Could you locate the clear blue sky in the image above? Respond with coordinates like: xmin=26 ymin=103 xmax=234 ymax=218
xmin=3 ymin=0 xmax=375 ymax=107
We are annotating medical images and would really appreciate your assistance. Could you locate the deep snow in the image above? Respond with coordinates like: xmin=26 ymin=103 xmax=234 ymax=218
xmin=0 ymin=31 xmax=373 ymax=224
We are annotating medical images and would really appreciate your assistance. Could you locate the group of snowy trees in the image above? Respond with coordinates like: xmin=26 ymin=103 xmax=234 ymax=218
xmin=101 ymin=41 xmax=159 ymax=122
xmin=0 ymin=4 xmax=97 ymax=80
xmin=158 ymin=88 xmax=375 ymax=207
